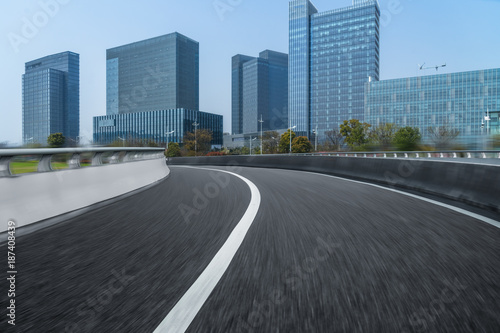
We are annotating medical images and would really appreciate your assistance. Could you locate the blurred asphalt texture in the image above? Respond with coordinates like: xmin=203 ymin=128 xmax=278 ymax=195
xmin=1 ymin=166 xmax=499 ymax=332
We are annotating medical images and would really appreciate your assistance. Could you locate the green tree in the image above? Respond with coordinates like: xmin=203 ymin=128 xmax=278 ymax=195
xmin=262 ymin=131 xmax=280 ymax=154
xmin=339 ymin=119 xmax=371 ymax=149
xmin=292 ymin=136 xmax=313 ymax=153
xmin=240 ymin=146 xmax=250 ymax=155
xmin=370 ymin=123 xmax=398 ymax=150
xmin=394 ymin=126 xmax=422 ymax=151
xmin=165 ymin=142 xmax=182 ymax=157
xmin=279 ymin=129 xmax=296 ymax=153
xmin=47 ymin=133 xmax=65 ymax=148
xmin=184 ymin=129 xmax=213 ymax=155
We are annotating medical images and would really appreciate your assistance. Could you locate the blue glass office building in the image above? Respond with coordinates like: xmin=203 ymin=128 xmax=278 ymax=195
xmin=95 ymin=33 xmax=223 ymax=146
xmin=365 ymin=68 xmax=500 ymax=147
xmin=232 ymin=54 xmax=255 ymax=134
xmin=232 ymin=50 xmax=288 ymax=134
xmin=289 ymin=0 xmax=318 ymax=136
xmin=289 ymin=0 xmax=380 ymax=139
xmin=93 ymin=109 xmax=223 ymax=145
xmin=106 ymin=32 xmax=199 ymax=114
xmin=22 ymin=51 xmax=79 ymax=145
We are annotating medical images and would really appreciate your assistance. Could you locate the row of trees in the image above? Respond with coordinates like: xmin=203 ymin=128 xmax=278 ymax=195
xmin=337 ymin=120 xmax=462 ymax=151
xmin=31 ymin=120 xmax=491 ymax=157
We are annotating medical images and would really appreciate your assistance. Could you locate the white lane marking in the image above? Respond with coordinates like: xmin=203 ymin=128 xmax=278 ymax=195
xmin=153 ymin=166 xmax=261 ymax=333
xmin=295 ymin=170 xmax=500 ymax=229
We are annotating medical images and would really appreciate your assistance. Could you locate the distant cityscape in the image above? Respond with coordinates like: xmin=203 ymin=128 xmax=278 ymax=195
xmin=19 ymin=0 xmax=500 ymax=150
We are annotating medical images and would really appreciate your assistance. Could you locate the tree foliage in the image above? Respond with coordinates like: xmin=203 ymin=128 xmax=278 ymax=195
xmin=184 ymin=129 xmax=213 ymax=155
xmin=428 ymin=124 xmax=460 ymax=149
xmin=279 ymin=129 xmax=296 ymax=153
xmin=324 ymin=130 xmax=344 ymax=151
xmin=262 ymin=131 xmax=280 ymax=154
xmin=339 ymin=119 xmax=371 ymax=149
xmin=47 ymin=133 xmax=65 ymax=148
xmin=292 ymin=136 xmax=313 ymax=153
xmin=165 ymin=142 xmax=182 ymax=157
xmin=370 ymin=123 xmax=398 ymax=150
xmin=394 ymin=126 xmax=422 ymax=151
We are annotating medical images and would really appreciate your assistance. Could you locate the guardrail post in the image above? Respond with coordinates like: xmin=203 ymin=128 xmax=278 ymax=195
xmin=109 ymin=152 xmax=121 ymax=164
xmin=123 ymin=151 xmax=134 ymax=162
xmin=92 ymin=152 xmax=103 ymax=166
xmin=384 ymin=153 xmax=387 ymax=158
xmin=38 ymin=155 xmax=53 ymax=172
xmin=482 ymin=153 xmax=487 ymax=159
xmin=467 ymin=152 xmax=472 ymax=158
xmin=404 ymin=153 xmax=409 ymax=158
xmin=440 ymin=153 xmax=444 ymax=158
xmin=68 ymin=153 xmax=81 ymax=169
xmin=427 ymin=153 xmax=431 ymax=158
xmin=453 ymin=152 xmax=457 ymax=158
xmin=0 ymin=157 xmax=12 ymax=177
xmin=416 ymin=153 xmax=420 ymax=158
xmin=364 ymin=153 xmax=367 ymax=158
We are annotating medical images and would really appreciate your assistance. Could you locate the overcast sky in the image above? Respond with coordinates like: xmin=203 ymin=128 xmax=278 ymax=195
xmin=1 ymin=0 xmax=499 ymax=144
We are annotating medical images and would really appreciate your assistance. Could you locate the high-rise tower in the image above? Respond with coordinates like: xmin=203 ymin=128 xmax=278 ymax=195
xmin=289 ymin=0 xmax=380 ymax=140
xmin=23 ymin=51 xmax=80 ymax=145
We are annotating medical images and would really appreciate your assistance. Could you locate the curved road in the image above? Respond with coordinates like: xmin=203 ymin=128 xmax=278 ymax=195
xmin=2 ymin=166 xmax=499 ymax=332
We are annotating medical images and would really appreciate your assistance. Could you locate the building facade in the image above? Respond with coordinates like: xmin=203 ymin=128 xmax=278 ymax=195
xmin=289 ymin=0 xmax=380 ymax=139
xmin=106 ymin=32 xmax=199 ymax=115
xmin=232 ymin=50 xmax=288 ymax=135
xmin=232 ymin=54 xmax=255 ymax=134
xmin=95 ymin=33 xmax=223 ymax=146
xmin=23 ymin=51 xmax=79 ymax=145
xmin=93 ymin=109 xmax=223 ymax=146
xmin=365 ymin=68 xmax=500 ymax=147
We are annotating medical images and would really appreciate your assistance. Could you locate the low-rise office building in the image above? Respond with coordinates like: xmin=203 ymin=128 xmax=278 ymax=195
xmin=364 ymin=68 xmax=500 ymax=147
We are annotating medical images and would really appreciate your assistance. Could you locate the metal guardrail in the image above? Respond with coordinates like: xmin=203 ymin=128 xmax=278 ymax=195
xmin=225 ymin=150 xmax=500 ymax=159
xmin=0 ymin=147 xmax=165 ymax=177
xmin=292 ymin=150 xmax=500 ymax=159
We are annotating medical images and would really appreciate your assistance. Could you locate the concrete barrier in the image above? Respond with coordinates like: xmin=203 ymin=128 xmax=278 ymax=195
xmin=168 ymin=156 xmax=500 ymax=212
xmin=1 ymin=159 xmax=170 ymax=231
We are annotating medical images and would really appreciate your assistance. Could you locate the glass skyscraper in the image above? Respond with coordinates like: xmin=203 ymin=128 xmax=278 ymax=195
xmin=22 ymin=51 xmax=80 ymax=145
xmin=106 ymin=32 xmax=199 ymax=115
xmin=289 ymin=0 xmax=318 ymax=137
xmin=365 ymin=68 xmax=500 ymax=147
xmin=95 ymin=33 xmax=223 ymax=146
xmin=232 ymin=50 xmax=288 ymax=134
xmin=232 ymin=54 xmax=255 ymax=135
xmin=289 ymin=0 xmax=380 ymax=139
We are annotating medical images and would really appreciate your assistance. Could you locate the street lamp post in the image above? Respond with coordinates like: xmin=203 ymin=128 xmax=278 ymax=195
xmin=165 ymin=130 xmax=175 ymax=150
xmin=312 ymin=125 xmax=318 ymax=152
xmin=193 ymin=122 xmax=199 ymax=156
xmin=250 ymin=137 xmax=257 ymax=155
xmin=258 ymin=115 xmax=264 ymax=155
xmin=289 ymin=125 xmax=296 ymax=155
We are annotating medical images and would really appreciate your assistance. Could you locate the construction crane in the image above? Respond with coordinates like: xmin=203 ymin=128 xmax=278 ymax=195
xmin=418 ymin=62 xmax=447 ymax=72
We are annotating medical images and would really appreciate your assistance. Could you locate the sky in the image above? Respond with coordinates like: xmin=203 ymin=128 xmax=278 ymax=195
xmin=0 ymin=0 xmax=499 ymax=145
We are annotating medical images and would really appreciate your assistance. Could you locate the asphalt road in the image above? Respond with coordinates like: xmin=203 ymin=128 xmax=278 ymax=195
xmin=1 ymin=166 xmax=499 ymax=332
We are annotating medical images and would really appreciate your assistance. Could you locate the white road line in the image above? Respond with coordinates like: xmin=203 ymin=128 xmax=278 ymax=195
xmin=297 ymin=170 xmax=500 ymax=229
xmin=153 ymin=166 xmax=261 ymax=333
